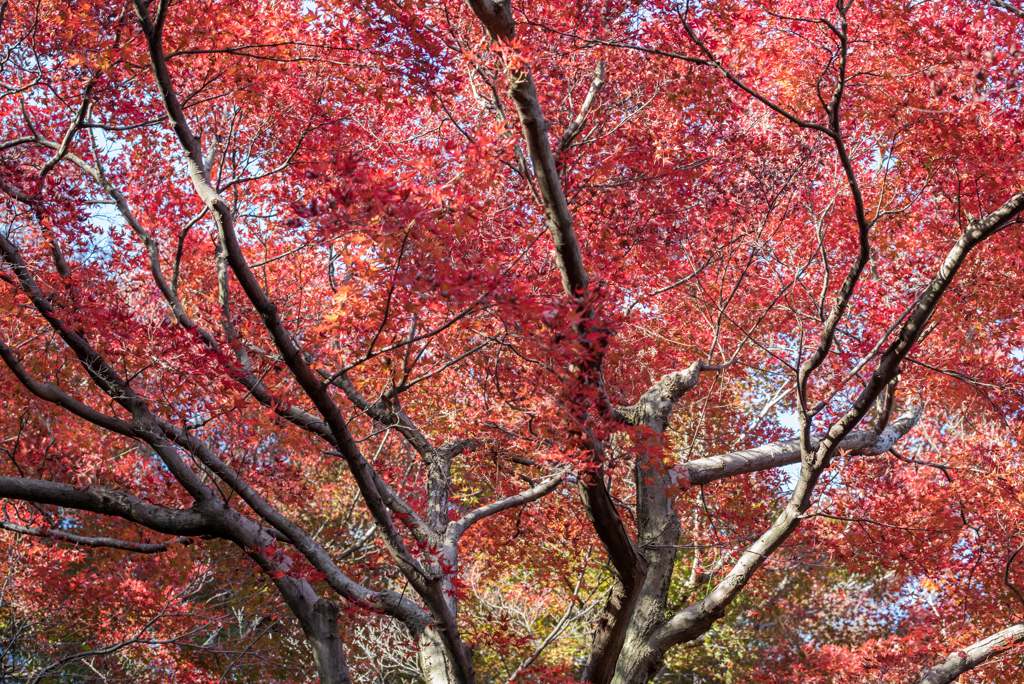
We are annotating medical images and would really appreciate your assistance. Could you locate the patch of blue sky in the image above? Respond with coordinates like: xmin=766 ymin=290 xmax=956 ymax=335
xmin=777 ymin=409 xmax=803 ymax=486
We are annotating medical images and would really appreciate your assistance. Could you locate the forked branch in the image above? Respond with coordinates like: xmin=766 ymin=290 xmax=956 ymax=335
xmin=613 ymin=361 xmax=730 ymax=433
xmin=649 ymin=187 xmax=1024 ymax=653
xmin=131 ymin=3 xmax=474 ymax=678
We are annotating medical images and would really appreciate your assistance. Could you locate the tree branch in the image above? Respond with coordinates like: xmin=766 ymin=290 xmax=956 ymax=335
xmin=0 ymin=477 xmax=215 ymax=537
xmin=676 ymin=407 xmax=921 ymax=487
xmin=131 ymin=6 xmax=469 ymax=677
xmin=0 ymin=233 xmax=214 ymax=502
xmin=0 ymin=226 xmax=427 ymax=631
xmin=23 ymin=136 xmax=335 ymax=443
xmin=331 ymin=371 xmax=435 ymax=458
xmin=650 ymin=187 xmax=1024 ymax=653
xmin=0 ymin=520 xmax=188 ymax=554
xmin=558 ymin=60 xmax=605 ymax=151
xmin=462 ymin=0 xmax=588 ymax=298
xmin=992 ymin=0 xmax=1024 ymax=19
xmin=0 ymin=339 xmax=137 ymax=439
xmin=916 ymin=623 xmax=1024 ymax=684
xmin=576 ymin=466 xmax=648 ymax=684
xmin=506 ymin=70 xmax=589 ymax=297
xmin=38 ymin=82 xmax=94 ymax=179
xmin=132 ymin=0 xmax=428 ymax=577
xmin=612 ymin=361 xmax=730 ymax=433
xmin=448 ymin=472 xmax=565 ymax=539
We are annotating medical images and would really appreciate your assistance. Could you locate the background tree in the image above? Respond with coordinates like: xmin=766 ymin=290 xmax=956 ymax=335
xmin=1 ymin=0 xmax=1024 ymax=682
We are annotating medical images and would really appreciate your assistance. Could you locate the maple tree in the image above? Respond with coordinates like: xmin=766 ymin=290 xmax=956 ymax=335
xmin=1 ymin=0 xmax=1024 ymax=681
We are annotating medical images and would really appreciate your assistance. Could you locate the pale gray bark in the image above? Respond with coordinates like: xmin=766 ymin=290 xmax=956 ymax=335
xmin=675 ymin=407 xmax=921 ymax=487
xmin=916 ymin=623 xmax=1024 ymax=684
xmin=558 ymin=60 xmax=606 ymax=151
xmin=449 ymin=473 xmax=565 ymax=537
xmin=303 ymin=600 xmax=353 ymax=684
xmin=270 ymin=576 xmax=354 ymax=684
xmin=612 ymin=362 xmax=729 ymax=433
xmin=419 ymin=630 xmax=457 ymax=684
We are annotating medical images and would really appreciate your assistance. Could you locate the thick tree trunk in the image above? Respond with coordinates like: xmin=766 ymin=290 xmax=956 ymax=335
xmin=419 ymin=628 xmax=458 ymax=684
xmin=611 ymin=641 xmax=661 ymax=684
xmin=272 ymin=576 xmax=353 ymax=684
xmin=301 ymin=599 xmax=353 ymax=684
xmin=607 ymin=408 xmax=927 ymax=683
xmin=417 ymin=544 xmax=467 ymax=684
xmin=577 ymin=471 xmax=649 ymax=683
xmin=610 ymin=439 xmax=681 ymax=684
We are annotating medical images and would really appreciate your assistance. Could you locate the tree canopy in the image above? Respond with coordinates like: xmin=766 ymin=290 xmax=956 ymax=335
xmin=1 ymin=0 xmax=1024 ymax=682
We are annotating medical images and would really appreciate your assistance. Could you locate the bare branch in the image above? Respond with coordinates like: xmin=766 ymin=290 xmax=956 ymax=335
xmin=330 ymin=371 xmax=435 ymax=458
xmin=916 ymin=623 xmax=1024 ymax=684
xmin=558 ymin=60 xmax=606 ymax=151
xmin=676 ymin=407 xmax=921 ymax=487
xmin=992 ymin=0 xmax=1024 ymax=19
xmin=507 ymin=69 xmax=589 ymax=297
xmin=449 ymin=472 xmax=565 ymax=539
xmin=0 ymin=338 xmax=136 ymax=438
xmin=38 ymin=83 xmax=94 ymax=179
xmin=0 ymin=477 xmax=215 ymax=537
xmin=0 ymin=520 xmax=188 ymax=554
xmin=0 ymin=231 xmax=214 ymax=502
xmin=650 ymin=186 xmax=1024 ymax=652
xmin=612 ymin=361 xmax=731 ymax=433
xmin=130 ymin=6 xmax=467 ymax=673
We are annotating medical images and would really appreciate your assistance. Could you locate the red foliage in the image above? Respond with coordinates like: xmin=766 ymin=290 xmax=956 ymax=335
xmin=0 ymin=0 xmax=1023 ymax=682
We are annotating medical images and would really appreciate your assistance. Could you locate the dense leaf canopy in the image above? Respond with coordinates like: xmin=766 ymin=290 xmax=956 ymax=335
xmin=1 ymin=0 xmax=1024 ymax=682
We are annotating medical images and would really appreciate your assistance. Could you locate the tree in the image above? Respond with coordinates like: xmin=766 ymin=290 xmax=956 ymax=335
xmin=1 ymin=0 xmax=1023 ymax=681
